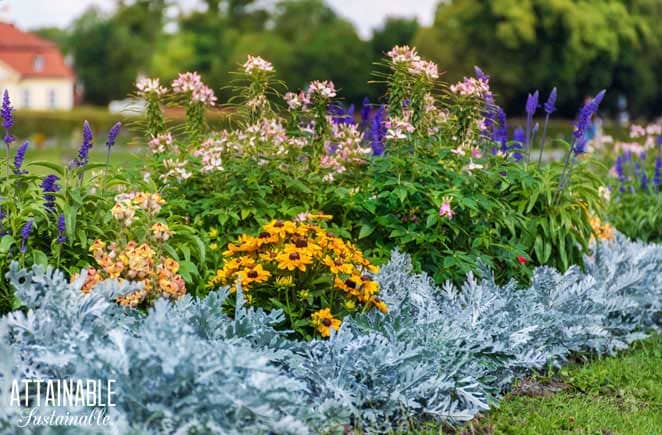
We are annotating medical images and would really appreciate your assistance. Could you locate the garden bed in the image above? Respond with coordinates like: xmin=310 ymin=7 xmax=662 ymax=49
xmin=0 ymin=48 xmax=660 ymax=433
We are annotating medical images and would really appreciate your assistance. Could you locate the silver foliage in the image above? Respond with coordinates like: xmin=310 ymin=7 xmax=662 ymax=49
xmin=0 ymin=233 xmax=659 ymax=434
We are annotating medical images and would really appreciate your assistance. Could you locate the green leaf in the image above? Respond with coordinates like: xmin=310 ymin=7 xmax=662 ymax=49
xmin=32 ymin=250 xmax=49 ymax=267
xmin=0 ymin=235 xmax=14 ymax=254
xmin=358 ymin=224 xmax=375 ymax=239
xmin=26 ymin=161 xmax=65 ymax=176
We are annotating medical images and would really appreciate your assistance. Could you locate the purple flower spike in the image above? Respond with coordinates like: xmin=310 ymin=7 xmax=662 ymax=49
xmin=359 ymin=97 xmax=371 ymax=128
xmin=513 ymin=126 xmax=526 ymax=144
xmin=526 ymin=91 xmax=539 ymax=116
xmin=20 ymin=219 xmax=33 ymax=253
xmin=41 ymin=174 xmax=61 ymax=212
xmin=77 ymin=120 xmax=94 ymax=166
xmin=369 ymin=105 xmax=386 ymax=156
xmin=106 ymin=122 xmax=122 ymax=149
xmin=474 ymin=66 xmax=489 ymax=82
xmin=57 ymin=213 xmax=67 ymax=243
xmin=2 ymin=90 xmax=15 ymax=145
xmin=544 ymin=87 xmax=557 ymax=114
xmin=13 ymin=141 xmax=28 ymax=174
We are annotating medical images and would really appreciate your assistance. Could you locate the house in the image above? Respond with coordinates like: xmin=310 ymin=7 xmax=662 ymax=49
xmin=0 ymin=22 xmax=75 ymax=110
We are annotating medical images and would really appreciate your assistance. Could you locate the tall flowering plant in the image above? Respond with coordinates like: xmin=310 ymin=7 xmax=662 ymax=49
xmin=230 ymin=55 xmax=279 ymax=124
xmin=0 ymin=96 xmax=129 ymax=313
xmin=171 ymin=72 xmax=217 ymax=144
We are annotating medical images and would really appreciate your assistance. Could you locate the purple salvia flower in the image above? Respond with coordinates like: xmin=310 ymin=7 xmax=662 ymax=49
xmin=492 ymin=106 xmax=508 ymax=149
xmin=2 ymin=90 xmax=15 ymax=144
xmin=40 ymin=174 xmax=60 ymax=212
xmin=474 ymin=66 xmax=489 ymax=82
xmin=105 ymin=122 xmax=122 ymax=149
xmin=57 ymin=213 xmax=67 ymax=243
xmin=77 ymin=120 xmax=94 ymax=165
xmin=20 ymin=219 xmax=33 ymax=253
xmin=525 ymin=91 xmax=539 ymax=116
xmin=641 ymin=172 xmax=648 ymax=190
xmin=513 ymin=126 xmax=526 ymax=144
xmin=572 ymin=90 xmax=606 ymax=153
xmin=13 ymin=141 xmax=28 ymax=174
xmin=359 ymin=97 xmax=371 ymax=129
xmin=544 ymin=87 xmax=557 ymax=114
xmin=369 ymin=105 xmax=386 ymax=156
xmin=654 ymin=156 xmax=662 ymax=189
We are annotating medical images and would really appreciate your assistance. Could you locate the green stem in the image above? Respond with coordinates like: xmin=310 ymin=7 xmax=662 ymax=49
xmin=538 ymin=114 xmax=550 ymax=167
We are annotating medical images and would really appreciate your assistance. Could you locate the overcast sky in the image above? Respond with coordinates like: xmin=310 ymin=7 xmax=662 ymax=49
xmin=4 ymin=0 xmax=438 ymax=38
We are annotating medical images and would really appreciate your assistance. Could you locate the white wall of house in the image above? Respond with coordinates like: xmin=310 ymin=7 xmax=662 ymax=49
xmin=0 ymin=63 xmax=74 ymax=110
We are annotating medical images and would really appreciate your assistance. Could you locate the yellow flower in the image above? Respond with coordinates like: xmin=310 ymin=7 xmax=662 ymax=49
xmin=241 ymin=264 xmax=271 ymax=286
xmin=370 ymin=297 xmax=388 ymax=314
xmin=323 ymin=255 xmax=354 ymax=275
xmin=163 ymin=258 xmax=179 ymax=274
xmin=208 ymin=227 xmax=219 ymax=238
xmin=276 ymin=251 xmax=313 ymax=272
xmin=344 ymin=299 xmax=356 ymax=311
xmin=298 ymin=289 xmax=311 ymax=299
xmin=90 ymin=239 xmax=106 ymax=254
xmin=263 ymin=220 xmax=296 ymax=238
xmin=311 ymin=308 xmax=342 ymax=337
xmin=209 ymin=242 xmax=219 ymax=251
xmin=275 ymin=276 xmax=294 ymax=288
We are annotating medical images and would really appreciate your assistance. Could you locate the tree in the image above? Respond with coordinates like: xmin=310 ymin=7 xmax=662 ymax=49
xmin=69 ymin=1 xmax=167 ymax=105
xmin=371 ymin=17 xmax=419 ymax=60
xmin=414 ymin=0 xmax=661 ymax=117
xmin=272 ymin=0 xmax=374 ymax=102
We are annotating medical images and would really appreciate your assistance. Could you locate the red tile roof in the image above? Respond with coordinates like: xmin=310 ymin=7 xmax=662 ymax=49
xmin=0 ymin=23 xmax=74 ymax=79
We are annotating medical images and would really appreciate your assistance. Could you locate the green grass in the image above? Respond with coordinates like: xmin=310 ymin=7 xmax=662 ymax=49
xmin=15 ymin=145 xmax=142 ymax=176
xmin=412 ymin=335 xmax=662 ymax=434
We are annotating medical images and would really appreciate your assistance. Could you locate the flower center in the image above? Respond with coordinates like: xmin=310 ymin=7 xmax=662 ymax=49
xmin=247 ymin=270 xmax=258 ymax=278
xmin=322 ymin=318 xmax=332 ymax=327
xmin=258 ymin=232 xmax=271 ymax=239
xmin=345 ymin=279 xmax=356 ymax=289
xmin=289 ymin=252 xmax=300 ymax=260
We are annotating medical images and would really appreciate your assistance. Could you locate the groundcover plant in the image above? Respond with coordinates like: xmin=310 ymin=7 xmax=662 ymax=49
xmin=0 ymin=234 xmax=659 ymax=433
xmin=0 ymin=46 xmax=660 ymax=433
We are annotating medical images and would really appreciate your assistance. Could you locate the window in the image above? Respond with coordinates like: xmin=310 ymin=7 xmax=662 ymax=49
xmin=48 ymin=89 xmax=57 ymax=109
xmin=22 ymin=88 xmax=30 ymax=109
xmin=33 ymin=55 xmax=44 ymax=72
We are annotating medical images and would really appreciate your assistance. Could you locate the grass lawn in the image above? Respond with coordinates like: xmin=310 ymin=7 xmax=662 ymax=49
xmin=414 ymin=334 xmax=661 ymax=434
xmin=21 ymin=146 xmax=142 ymax=175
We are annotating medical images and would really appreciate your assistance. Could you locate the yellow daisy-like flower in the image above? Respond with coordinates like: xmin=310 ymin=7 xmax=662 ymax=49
xmin=323 ymin=255 xmax=355 ymax=275
xmin=208 ymin=227 xmax=219 ymax=238
xmin=263 ymin=220 xmax=297 ymax=238
xmin=311 ymin=308 xmax=342 ymax=337
xmin=276 ymin=251 xmax=313 ymax=272
xmin=370 ymin=297 xmax=388 ymax=314
xmin=241 ymin=264 xmax=271 ymax=286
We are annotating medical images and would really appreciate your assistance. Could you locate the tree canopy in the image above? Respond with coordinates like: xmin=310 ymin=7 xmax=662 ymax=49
xmin=36 ymin=0 xmax=662 ymax=117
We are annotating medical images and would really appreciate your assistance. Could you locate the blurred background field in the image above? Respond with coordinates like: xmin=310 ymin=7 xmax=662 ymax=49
xmin=3 ymin=0 xmax=661 ymax=164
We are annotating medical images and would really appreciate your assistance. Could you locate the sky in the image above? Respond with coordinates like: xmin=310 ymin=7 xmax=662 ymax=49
xmin=4 ymin=0 xmax=438 ymax=38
